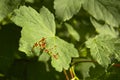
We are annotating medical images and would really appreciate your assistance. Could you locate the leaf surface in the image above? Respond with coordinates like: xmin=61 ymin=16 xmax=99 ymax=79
xmin=11 ymin=6 xmax=79 ymax=72
xmin=12 ymin=6 xmax=55 ymax=56
xmin=90 ymin=18 xmax=118 ymax=38
xmin=46 ymin=37 xmax=79 ymax=71
xmin=54 ymin=0 xmax=82 ymax=21
xmin=83 ymin=0 xmax=120 ymax=27
xmin=86 ymin=35 xmax=120 ymax=68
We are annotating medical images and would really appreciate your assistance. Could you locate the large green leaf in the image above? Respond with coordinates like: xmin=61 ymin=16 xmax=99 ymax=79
xmin=11 ymin=6 xmax=79 ymax=72
xmin=90 ymin=18 xmax=118 ymax=38
xmin=54 ymin=0 xmax=82 ymax=21
xmin=86 ymin=35 xmax=120 ymax=68
xmin=11 ymin=6 xmax=55 ymax=56
xmin=82 ymin=0 xmax=120 ymax=27
xmin=0 ymin=0 xmax=21 ymax=22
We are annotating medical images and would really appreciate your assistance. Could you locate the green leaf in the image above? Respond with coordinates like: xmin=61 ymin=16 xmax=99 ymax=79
xmin=0 ymin=0 xmax=21 ymax=22
xmin=90 ymin=18 xmax=118 ymax=38
xmin=54 ymin=0 xmax=82 ymax=21
xmin=75 ymin=59 xmax=95 ymax=79
xmin=83 ymin=0 xmax=120 ymax=27
xmin=65 ymin=23 xmax=80 ymax=41
xmin=11 ymin=6 xmax=79 ymax=72
xmin=11 ymin=6 xmax=55 ymax=56
xmin=85 ymin=35 xmax=120 ymax=68
xmin=46 ymin=37 xmax=78 ymax=71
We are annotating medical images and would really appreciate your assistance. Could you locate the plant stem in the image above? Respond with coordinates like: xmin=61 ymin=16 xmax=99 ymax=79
xmin=71 ymin=58 xmax=97 ymax=65
xmin=70 ymin=66 xmax=74 ymax=79
xmin=63 ymin=69 xmax=69 ymax=80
